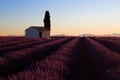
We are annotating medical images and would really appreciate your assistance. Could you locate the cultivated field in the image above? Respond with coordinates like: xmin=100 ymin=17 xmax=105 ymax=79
xmin=0 ymin=36 xmax=120 ymax=80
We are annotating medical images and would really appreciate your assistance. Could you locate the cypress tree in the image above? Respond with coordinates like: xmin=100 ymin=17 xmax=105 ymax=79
xmin=44 ymin=11 xmax=51 ymax=30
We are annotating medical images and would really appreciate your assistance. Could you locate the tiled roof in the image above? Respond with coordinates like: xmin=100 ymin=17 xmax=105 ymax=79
xmin=26 ymin=26 xmax=49 ymax=32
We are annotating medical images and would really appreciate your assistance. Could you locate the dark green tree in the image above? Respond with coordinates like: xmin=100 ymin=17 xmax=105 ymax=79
xmin=44 ymin=11 xmax=51 ymax=30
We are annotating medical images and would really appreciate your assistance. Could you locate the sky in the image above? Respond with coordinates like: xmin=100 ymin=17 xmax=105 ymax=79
xmin=0 ymin=0 xmax=120 ymax=36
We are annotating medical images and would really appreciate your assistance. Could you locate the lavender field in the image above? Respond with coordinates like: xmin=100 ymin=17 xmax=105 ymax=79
xmin=0 ymin=36 xmax=120 ymax=80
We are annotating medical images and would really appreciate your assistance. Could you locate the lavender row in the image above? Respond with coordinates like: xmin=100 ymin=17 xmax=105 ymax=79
xmin=1 ymin=37 xmax=80 ymax=80
xmin=0 ymin=37 xmax=60 ymax=47
xmin=0 ymin=37 xmax=24 ymax=44
xmin=0 ymin=37 xmax=59 ymax=56
xmin=100 ymin=37 xmax=120 ymax=41
xmin=91 ymin=37 xmax=120 ymax=53
xmin=83 ymin=37 xmax=120 ymax=80
xmin=0 ymin=38 xmax=40 ymax=47
xmin=0 ymin=37 xmax=73 ymax=76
